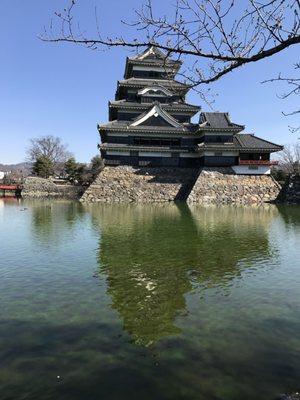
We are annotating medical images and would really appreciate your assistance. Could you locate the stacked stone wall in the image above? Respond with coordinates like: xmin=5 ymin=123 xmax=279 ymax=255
xmin=22 ymin=177 xmax=83 ymax=199
xmin=187 ymin=168 xmax=281 ymax=204
xmin=80 ymin=166 xmax=199 ymax=203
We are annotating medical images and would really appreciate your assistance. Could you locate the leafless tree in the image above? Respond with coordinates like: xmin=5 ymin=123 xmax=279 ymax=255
xmin=42 ymin=2 xmax=299 ymax=81
xmin=41 ymin=0 xmax=300 ymax=126
xmin=262 ymin=63 xmax=300 ymax=133
xmin=278 ymin=143 xmax=300 ymax=174
xmin=27 ymin=135 xmax=72 ymax=164
xmin=2 ymin=170 xmax=25 ymax=185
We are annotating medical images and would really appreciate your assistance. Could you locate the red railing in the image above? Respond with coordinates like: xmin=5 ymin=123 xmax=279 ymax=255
xmin=0 ymin=185 xmax=20 ymax=190
xmin=0 ymin=185 xmax=22 ymax=198
xmin=239 ymin=160 xmax=278 ymax=166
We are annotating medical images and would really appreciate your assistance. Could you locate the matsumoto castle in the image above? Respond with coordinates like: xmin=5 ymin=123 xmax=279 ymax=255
xmin=98 ymin=46 xmax=282 ymax=175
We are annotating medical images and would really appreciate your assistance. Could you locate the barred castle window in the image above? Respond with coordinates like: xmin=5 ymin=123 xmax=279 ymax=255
xmin=105 ymin=159 xmax=120 ymax=166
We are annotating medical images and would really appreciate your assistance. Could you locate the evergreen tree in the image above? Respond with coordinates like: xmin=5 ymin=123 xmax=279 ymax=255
xmin=90 ymin=155 xmax=104 ymax=179
xmin=75 ymin=163 xmax=88 ymax=185
xmin=32 ymin=156 xmax=54 ymax=179
xmin=64 ymin=158 xmax=90 ymax=184
xmin=64 ymin=157 xmax=79 ymax=182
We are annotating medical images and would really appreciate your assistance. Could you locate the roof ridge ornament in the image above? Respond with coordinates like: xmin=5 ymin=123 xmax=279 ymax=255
xmin=134 ymin=45 xmax=167 ymax=61
xmin=130 ymin=103 xmax=184 ymax=129
xmin=138 ymin=85 xmax=174 ymax=97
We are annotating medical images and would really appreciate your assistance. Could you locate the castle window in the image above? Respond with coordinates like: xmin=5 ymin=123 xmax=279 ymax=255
xmin=139 ymin=160 xmax=150 ymax=166
xmin=105 ymin=159 xmax=120 ymax=165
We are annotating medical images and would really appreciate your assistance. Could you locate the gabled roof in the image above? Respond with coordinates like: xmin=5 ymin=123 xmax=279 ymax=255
xmin=124 ymin=46 xmax=182 ymax=79
xmin=138 ymin=85 xmax=174 ymax=97
xmin=130 ymin=103 xmax=184 ymax=128
xmin=132 ymin=46 xmax=168 ymax=61
xmin=234 ymin=134 xmax=283 ymax=151
xmin=199 ymin=112 xmax=244 ymax=131
xmin=130 ymin=46 xmax=181 ymax=65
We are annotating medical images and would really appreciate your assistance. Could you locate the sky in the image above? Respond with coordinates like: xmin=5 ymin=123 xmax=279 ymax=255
xmin=0 ymin=0 xmax=299 ymax=164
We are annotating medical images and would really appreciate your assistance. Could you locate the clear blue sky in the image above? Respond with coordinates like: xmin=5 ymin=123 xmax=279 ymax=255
xmin=0 ymin=0 xmax=298 ymax=164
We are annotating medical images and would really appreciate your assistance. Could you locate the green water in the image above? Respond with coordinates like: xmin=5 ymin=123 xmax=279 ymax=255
xmin=0 ymin=199 xmax=299 ymax=400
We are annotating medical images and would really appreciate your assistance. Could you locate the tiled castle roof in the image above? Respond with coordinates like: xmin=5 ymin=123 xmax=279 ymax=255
xmin=118 ymin=78 xmax=190 ymax=91
xmin=124 ymin=46 xmax=182 ymax=79
xmin=234 ymin=134 xmax=283 ymax=151
xmin=109 ymin=100 xmax=200 ymax=112
xmin=199 ymin=112 xmax=244 ymax=130
xmin=98 ymin=120 xmax=199 ymax=133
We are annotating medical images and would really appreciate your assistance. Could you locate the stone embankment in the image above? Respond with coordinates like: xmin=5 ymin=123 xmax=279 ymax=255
xmin=80 ymin=166 xmax=282 ymax=204
xmin=80 ymin=166 xmax=199 ymax=203
xmin=187 ymin=168 xmax=281 ymax=204
xmin=22 ymin=177 xmax=83 ymax=199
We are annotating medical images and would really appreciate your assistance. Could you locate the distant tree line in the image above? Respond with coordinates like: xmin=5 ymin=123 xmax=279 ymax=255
xmin=27 ymin=135 xmax=104 ymax=185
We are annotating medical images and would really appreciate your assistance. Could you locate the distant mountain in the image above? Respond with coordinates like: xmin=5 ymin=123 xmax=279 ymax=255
xmin=0 ymin=162 xmax=32 ymax=176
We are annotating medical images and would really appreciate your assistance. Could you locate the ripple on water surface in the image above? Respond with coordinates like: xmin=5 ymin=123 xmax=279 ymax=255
xmin=0 ymin=199 xmax=299 ymax=400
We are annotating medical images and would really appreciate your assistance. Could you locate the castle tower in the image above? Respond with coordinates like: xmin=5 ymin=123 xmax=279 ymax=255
xmin=98 ymin=46 xmax=282 ymax=173
xmin=99 ymin=46 xmax=202 ymax=167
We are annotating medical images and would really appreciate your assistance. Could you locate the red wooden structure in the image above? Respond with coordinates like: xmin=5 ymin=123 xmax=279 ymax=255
xmin=0 ymin=185 xmax=22 ymax=197
xmin=0 ymin=185 xmax=19 ymax=190
xmin=239 ymin=160 xmax=279 ymax=166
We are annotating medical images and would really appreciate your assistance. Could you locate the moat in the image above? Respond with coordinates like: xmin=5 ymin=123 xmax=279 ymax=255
xmin=1 ymin=199 xmax=300 ymax=400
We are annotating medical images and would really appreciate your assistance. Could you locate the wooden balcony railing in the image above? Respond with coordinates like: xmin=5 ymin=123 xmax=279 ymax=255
xmin=239 ymin=160 xmax=279 ymax=166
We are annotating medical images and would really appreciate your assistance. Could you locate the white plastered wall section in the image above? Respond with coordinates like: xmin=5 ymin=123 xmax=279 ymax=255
xmin=232 ymin=165 xmax=271 ymax=175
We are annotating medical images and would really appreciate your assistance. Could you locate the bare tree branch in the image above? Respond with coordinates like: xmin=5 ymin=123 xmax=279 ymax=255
xmin=27 ymin=135 xmax=72 ymax=164
xmin=262 ymin=63 xmax=300 ymax=131
xmin=41 ymin=0 xmax=300 ymax=128
xmin=41 ymin=1 xmax=300 ymax=74
xmin=278 ymin=143 xmax=300 ymax=173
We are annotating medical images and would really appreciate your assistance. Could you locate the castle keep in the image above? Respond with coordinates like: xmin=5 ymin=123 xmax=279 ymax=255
xmin=81 ymin=46 xmax=283 ymax=204
xmin=98 ymin=46 xmax=282 ymax=175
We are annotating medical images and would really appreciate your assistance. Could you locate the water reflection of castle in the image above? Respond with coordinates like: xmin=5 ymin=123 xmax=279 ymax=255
xmin=87 ymin=203 xmax=279 ymax=346
xmin=29 ymin=201 xmax=85 ymax=246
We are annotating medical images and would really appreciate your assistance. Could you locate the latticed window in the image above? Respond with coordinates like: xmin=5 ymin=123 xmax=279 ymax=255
xmin=139 ymin=160 xmax=150 ymax=166
xmin=133 ymin=137 xmax=180 ymax=147
xmin=141 ymin=97 xmax=169 ymax=104
xmin=105 ymin=159 xmax=120 ymax=165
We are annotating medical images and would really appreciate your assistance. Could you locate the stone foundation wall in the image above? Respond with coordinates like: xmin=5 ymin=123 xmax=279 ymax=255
xmin=187 ymin=168 xmax=281 ymax=204
xmin=80 ymin=166 xmax=199 ymax=203
xmin=22 ymin=177 xmax=83 ymax=199
xmin=80 ymin=166 xmax=282 ymax=204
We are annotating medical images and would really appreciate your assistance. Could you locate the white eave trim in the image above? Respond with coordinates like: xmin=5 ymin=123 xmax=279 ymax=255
xmin=135 ymin=46 xmax=166 ymax=60
xmin=138 ymin=85 xmax=174 ymax=97
xmin=130 ymin=104 xmax=183 ymax=128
